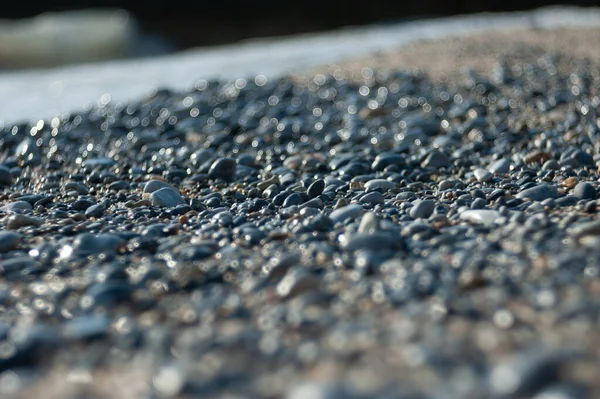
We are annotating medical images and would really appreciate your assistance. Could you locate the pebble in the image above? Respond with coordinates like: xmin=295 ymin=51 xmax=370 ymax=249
xmin=573 ymin=182 xmax=596 ymax=200
xmin=1 ymin=201 xmax=33 ymax=212
xmin=208 ymin=158 xmax=237 ymax=181
xmin=516 ymin=184 xmax=558 ymax=202
xmin=0 ymin=55 xmax=599 ymax=398
xmin=488 ymin=158 xmax=511 ymax=174
xmin=6 ymin=214 xmax=43 ymax=229
xmin=150 ymin=187 xmax=185 ymax=207
xmin=473 ymin=168 xmax=493 ymax=183
xmin=460 ymin=209 xmax=500 ymax=226
xmin=409 ymin=199 xmax=435 ymax=219
xmin=72 ymin=233 xmax=125 ymax=255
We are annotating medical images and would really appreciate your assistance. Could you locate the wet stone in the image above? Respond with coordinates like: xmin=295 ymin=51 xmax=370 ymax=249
xmin=1 ymin=201 xmax=33 ymax=212
xmin=488 ymin=158 xmax=511 ymax=174
xmin=143 ymin=180 xmax=174 ymax=194
xmin=307 ymin=179 xmax=325 ymax=198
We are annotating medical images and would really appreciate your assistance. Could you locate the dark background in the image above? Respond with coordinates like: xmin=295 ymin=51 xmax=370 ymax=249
xmin=2 ymin=1 xmax=598 ymax=50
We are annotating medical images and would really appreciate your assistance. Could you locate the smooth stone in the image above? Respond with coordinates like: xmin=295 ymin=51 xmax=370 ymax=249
xmin=307 ymin=179 xmax=325 ymax=198
xmin=151 ymin=187 xmax=185 ymax=208
xmin=460 ymin=209 xmax=500 ymax=226
xmin=85 ymin=204 xmax=104 ymax=218
xmin=6 ymin=214 xmax=43 ymax=229
xmin=0 ymin=232 xmax=21 ymax=253
xmin=409 ymin=199 xmax=435 ymax=219
xmin=573 ymin=182 xmax=596 ymax=200
xmin=360 ymin=191 xmax=384 ymax=205
xmin=474 ymin=168 xmax=493 ymax=183
xmin=341 ymin=232 xmax=404 ymax=252
xmin=208 ymin=158 xmax=237 ymax=181
xmin=488 ymin=158 xmax=510 ymax=174
xmin=143 ymin=180 xmax=174 ymax=194
xmin=358 ymin=212 xmax=379 ymax=234
xmin=82 ymin=158 xmax=116 ymax=170
xmin=542 ymin=160 xmax=560 ymax=170
xmin=73 ymin=233 xmax=125 ymax=255
xmin=471 ymin=197 xmax=487 ymax=209
xmin=364 ymin=179 xmax=395 ymax=192
xmin=0 ymin=166 xmax=12 ymax=186
xmin=329 ymin=204 xmax=363 ymax=224
xmin=516 ymin=184 xmax=558 ymax=202
xmin=371 ymin=152 xmax=405 ymax=171
xmin=276 ymin=268 xmax=321 ymax=298
xmin=282 ymin=193 xmax=303 ymax=208
xmin=421 ymin=150 xmax=450 ymax=168
xmin=1 ymin=201 xmax=32 ymax=212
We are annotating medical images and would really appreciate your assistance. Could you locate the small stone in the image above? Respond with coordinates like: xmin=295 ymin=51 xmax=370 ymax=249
xmin=82 ymin=158 xmax=116 ymax=170
xmin=542 ymin=160 xmax=560 ymax=170
xmin=409 ymin=199 xmax=435 ymax=219
xmin=150 ymin=187 xmax=185 ymax=208
xmin=282 ymin=193 xmax=303 ymax=208
xmin=488 ymin=158 xmax=510 ymax=174
xmin=143 ymin=180 xmax=173 ymax=194
xmin=460 ymin=209 xmax=500 ymax=226
xmin=307 ymin=179 xmax=325 ymax=198
xmin=208 ymin=158 xmax=237 ymax=181
xmin=364 ymin=179 xmax=395 ymax=192
xmin=421 ymin=150 xmax=450 ymax=168
xmin=360 ymin=191 xmax=384 ymax=205
xmin=85 ymin=204 xmax=104 ymax=218
xmin=474 ymin=168 xmax=493 ymax=183
xmin=471 ymin=197 xmax=487 ymax=209
xmin=573 ymin=182 xmax=596 ymax=200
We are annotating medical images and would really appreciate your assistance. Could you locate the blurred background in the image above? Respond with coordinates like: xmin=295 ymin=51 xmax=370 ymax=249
xmin=0 ymin=0 xmax=597 ymax=69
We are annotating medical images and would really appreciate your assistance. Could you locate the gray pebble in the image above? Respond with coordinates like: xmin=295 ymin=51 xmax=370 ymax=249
xmin=151 ymin=187 xmax=185 ymax=208
xmin=409 ymin=199 xmax=435 ymax=219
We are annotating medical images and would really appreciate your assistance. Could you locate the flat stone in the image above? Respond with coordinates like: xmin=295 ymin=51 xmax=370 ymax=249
xmin=82 ymin=157 xmax=116 ymax=170
xmin=85 ymin=204 xmax=104 ymax=218
xmin=516 ymin=184 xmax=559 ymax=202
xmin=1 ymin=201 xmax=33 ymax=212
xmin=460 ymin=209 xmax=500 ymax=226
xmin=150 ymin=187 xmax=185 ymax=208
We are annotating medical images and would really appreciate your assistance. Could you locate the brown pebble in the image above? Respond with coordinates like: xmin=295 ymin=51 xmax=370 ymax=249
xmin=563 ymin=176 xmax=579 ymax=189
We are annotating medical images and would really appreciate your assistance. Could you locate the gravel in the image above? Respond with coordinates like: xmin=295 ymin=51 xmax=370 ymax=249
xmin=3 ymin=30 xmax=600 ymax=399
